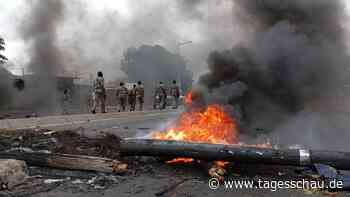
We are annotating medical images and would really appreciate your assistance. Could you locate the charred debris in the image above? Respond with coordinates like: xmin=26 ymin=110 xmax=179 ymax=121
xmin=0 ymin=128 xmax=349 ymax=195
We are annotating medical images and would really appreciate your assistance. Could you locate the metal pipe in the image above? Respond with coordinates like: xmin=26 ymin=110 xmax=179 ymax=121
xmin=120 ymin=139 xmax=350 ymax=170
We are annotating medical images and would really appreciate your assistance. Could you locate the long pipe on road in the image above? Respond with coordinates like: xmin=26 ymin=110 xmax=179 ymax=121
xmin=120 ymin=139 xmax=350 ymax=170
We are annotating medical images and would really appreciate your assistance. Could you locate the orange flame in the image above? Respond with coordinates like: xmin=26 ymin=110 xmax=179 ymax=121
xmin=153 ymin=91 xmax=239 ymax=165
xmin=153 ymin=104 xmax=239 ymax=145
xmin=166 ymin=158 xmax=194 ymax=164
xmin=153 ymin=91 xmax=271 ymax=170
xmin=184 ymin=91 xmax=194 ymax=106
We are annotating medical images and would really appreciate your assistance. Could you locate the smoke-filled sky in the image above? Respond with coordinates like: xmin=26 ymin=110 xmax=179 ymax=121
xmin=1 ymin=0 xmax=350 ymax=81
xmin=0 ymin=0 xmax=234 ymax=81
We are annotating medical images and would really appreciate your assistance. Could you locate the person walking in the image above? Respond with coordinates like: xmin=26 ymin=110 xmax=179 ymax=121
xmin=169 ymin=80 xmax=180 ymax=109
xmin=116 ymin=82 xmax=128 ymax=112
xmin=91 ymin=71 xmax=106 ymax=114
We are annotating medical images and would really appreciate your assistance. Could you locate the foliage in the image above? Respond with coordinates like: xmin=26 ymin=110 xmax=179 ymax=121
xmin=0 ymin=37 xmax=8 ymax=64
xmin=121 ymin=45 xmax=193 ymax=94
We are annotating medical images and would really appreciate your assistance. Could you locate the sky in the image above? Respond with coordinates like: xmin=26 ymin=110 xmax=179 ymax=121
xmin=1 ymin=0 xmax=350 ymax=81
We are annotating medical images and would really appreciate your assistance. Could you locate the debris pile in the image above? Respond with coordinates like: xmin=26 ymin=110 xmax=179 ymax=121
xmin=0 ymin=129 xmax=128 ymax=195
xmin=0 ymin=128 xmax=348 ymax=196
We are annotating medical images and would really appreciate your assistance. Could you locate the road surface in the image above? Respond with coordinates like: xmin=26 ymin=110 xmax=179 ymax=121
xmin=0 ymin=109 xmax=181 ymax=138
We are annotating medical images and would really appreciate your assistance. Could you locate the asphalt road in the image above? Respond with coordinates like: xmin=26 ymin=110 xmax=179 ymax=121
xmin=0 ymin=109 xmax=182 ymax=139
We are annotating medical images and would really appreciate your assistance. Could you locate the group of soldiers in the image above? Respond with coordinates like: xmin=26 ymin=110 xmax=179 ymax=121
xmin=115 ymin=81 xmax=144 ymax=112
xmin=153 ymin=81 xmax=180 ymax=110
xmin=90 ymin=71 xmax=181 ymax=114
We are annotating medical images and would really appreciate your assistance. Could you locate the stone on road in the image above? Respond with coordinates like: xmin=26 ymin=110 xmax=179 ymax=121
xmin=0 ymin=159 xmax=28 ymax=189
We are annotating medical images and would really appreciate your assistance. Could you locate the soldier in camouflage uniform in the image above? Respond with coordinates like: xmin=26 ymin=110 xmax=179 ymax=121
xmin=136 ymin=81 xmax=145 ymax=111
xmin=169 ymin=80 xmax=180 ymax=109
xmin=91 ymin=71 xmax=106 ymax=114
xmin=116 ymin=82 xmax=128 ymax=112
xmin=153 ymin=81 xmax=167 ymax=110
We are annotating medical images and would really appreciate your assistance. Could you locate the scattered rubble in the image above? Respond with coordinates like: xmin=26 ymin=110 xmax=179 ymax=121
xmin=0 ymin=129 xmax=128 ymax=195
xmin=0 ymin=129 xmax=346 ymax=196
xmin=0 ymin=129 xmax=122 ymax=158
xmin=0 ymin=159 xmax=28 ymax=190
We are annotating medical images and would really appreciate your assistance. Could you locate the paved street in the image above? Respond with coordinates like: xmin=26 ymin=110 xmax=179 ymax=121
xmin=0 ymin=109 xmax=181 ymax=135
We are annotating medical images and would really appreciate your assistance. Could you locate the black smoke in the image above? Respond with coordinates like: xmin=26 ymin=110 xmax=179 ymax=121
xmin=199 ymin=0 xmax=350 ymax=135
xmin=19 ymin=0 xmax=66 ymax=113
xmin=21 ymin=0 xmax=65 ymax=76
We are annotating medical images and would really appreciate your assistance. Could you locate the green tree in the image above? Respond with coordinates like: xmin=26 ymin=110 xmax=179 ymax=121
xmin=0 ymin=37 xmax=8 ymax=64
xmin=121 ymin=45 xmax=193 ymax=95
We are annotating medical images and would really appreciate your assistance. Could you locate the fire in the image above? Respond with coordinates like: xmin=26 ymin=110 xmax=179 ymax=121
xmin=153 ymin=99 xmax=239 ymax=168
xmin=152 ymin=90 xmax=271 ymax=179
xmin=184 ymin=91 xmax=194 ymax=106
xmin=153 ymin=104 xmax=239 ymax=144
xmin=166 ymin=158 xmax=194 ymax=164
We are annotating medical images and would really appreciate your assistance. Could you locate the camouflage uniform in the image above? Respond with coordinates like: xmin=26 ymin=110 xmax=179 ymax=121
xmin=169 ymin=84 xmax=180 ymax=109
xmin=154 ymin=84 xmax=167 ymax=110
xmin=128 ymin=86 xmax=137 ymax=112
xmin=92 ymin=76 xmax=106 ymax=113
xmin=116 ymin=85 xmax=128 ymax=112
xmin=136 ymin=84 xmax=145 ymax=111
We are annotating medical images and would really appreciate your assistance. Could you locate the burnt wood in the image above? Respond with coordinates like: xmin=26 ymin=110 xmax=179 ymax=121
xmin=0 ymin=152 xmax=127 ymax=173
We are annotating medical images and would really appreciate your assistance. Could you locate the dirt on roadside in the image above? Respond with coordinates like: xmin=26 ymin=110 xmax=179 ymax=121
xmin=0 ymin=129 xmax=345 ymax=197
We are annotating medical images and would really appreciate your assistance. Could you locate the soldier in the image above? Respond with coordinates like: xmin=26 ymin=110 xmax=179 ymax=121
xmin=91 ymin=71 xmax=106 ymax=114
xmin=128 ymin=84 xmax=137 ymax=111
xmin=136 ymin=81 xmax=145 ymax=111
xmin=169 ymin=80 xmax=180 ymax=109
xmin=154 ymin=81 xmax=167 ymax=110
xmin=116 ymin=82 xmax=128 ymax=112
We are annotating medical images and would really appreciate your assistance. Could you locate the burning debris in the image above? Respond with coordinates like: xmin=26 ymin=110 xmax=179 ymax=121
xmin=153 ymin=104 xmax=239 ymax=144
xmin=152 ymin=99 xmax=240 ymax=180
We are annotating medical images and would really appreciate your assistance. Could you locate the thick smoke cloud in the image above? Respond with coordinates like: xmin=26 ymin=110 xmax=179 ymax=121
xmin=15 ymin=0 xmax=204 ymax=113
xmin=59 ymin=1 xmax=184 ymax=81
xmin=198 ymin=0 xmax=350 ymax=150
xmin=14 ymin=0 xmax=240 ymax=82
xmin=19 ymin=0 xmax=66 ymax=113
xmin=56 ymin=0 xmax=242 ymax=81
xmin=21 ymin=0 xmax=65 ymax=76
